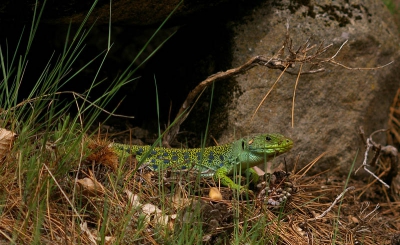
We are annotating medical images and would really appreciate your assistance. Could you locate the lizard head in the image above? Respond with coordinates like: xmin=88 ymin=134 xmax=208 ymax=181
xmin=244 ymin=133 xmax=293 ymax=156
xmin=231 ymin=133 xmax=293 ymax=170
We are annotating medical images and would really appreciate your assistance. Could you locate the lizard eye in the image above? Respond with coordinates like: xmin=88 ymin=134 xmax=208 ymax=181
xmin=266 ymin=136 xmax=272 ymax=141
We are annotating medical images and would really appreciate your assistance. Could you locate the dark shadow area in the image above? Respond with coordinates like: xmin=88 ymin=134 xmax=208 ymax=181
xmin=0 ymin=0 xmax=266 ymax=145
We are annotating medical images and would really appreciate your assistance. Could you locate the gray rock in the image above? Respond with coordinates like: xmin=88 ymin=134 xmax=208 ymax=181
xmin=218 ymin=0 xmax=400 ymax=175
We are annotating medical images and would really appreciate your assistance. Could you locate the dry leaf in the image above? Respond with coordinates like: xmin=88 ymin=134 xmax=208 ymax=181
xmin=103 ymin=236 xmax=116 ymax=245
xmin=143 ymin=172 xmax=152 ymax=183
xmin=0 ymin=128 xmax=16 ymax=161
xmin=154 ymin=214 xmax=169 ymax=226
xmin=80 ymin=221 xmax=97 ymax=245
xmin=142 ymin=203 xmax=162 ymax=215
xmin=80 ymin=221 xmax=115 ymax=244
xmin=125 ymin=189 xmax=141 ymax=209
xmin=209 ymin=187 xmax=223 ymax=201
xmin=252 ymin=166 xmax=264 ymax=176
xmin=77 ymin=177 xmax=105 ymax=196
xmin=169 ymin=214 xmax=177 ymax=230
xmin=350 ymin=216 xmax=360 ymax=224
xmin=141 ymin=203 xmax=162 ymax=225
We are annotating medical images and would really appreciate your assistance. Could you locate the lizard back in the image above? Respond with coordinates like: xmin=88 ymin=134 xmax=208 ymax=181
xmin=112 ymin=133 xmax=293 ymax=177
xmin=112 ymin=143 xmax=235 ymax=176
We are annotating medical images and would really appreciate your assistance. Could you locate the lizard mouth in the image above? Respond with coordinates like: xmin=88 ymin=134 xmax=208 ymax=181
xmin=270 ymin=139 xmax=293 ymax=153
xmin=263 ymin=139 xmax=293 ymax=154
xmin=282 ymin=140 xmax=293 ymax=149
xmin=276 ymin=145 xmax=293 ymax=153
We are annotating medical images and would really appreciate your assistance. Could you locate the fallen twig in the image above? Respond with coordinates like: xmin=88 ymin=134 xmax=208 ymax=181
xmin=309 ymin=186 xmax=355 ymax=221
xmin=356 ymin=127 xmax=398 ymax=189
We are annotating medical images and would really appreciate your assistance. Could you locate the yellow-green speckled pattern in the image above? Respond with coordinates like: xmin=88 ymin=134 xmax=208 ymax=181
xmin=112 ymin=133 xmax=293 ymax=191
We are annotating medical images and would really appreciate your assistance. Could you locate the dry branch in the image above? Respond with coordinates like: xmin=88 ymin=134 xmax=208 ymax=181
xmin=163 ymin=22 xmax=393 ymax=145
xmin=357 ymin=127 xmax=399 ymax=189
xmin=162 ymin=55 xmax=307 ymax=146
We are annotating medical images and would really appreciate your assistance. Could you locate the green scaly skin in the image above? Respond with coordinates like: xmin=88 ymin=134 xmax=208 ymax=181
xmin=112 ymin=133 xmax=293 ymax=192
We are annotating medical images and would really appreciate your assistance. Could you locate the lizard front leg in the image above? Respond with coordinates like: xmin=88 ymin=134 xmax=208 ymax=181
xmin=213 ymin=167 xmax=250 ymax=193
xmin=244 ymin=168 xmax=260 ymax=185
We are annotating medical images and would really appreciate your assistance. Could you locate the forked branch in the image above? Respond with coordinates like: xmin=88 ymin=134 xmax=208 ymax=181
xmin=163 ymin=22 xmax=394 ymax=145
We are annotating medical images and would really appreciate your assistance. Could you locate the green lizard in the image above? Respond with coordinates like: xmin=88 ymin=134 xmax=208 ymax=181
xmin=112 ymin=133 xmax=293 ymax=192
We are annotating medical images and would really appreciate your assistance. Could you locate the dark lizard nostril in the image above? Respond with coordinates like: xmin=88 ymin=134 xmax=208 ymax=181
xmin=266 ymin=136 xmax=271 ymax=141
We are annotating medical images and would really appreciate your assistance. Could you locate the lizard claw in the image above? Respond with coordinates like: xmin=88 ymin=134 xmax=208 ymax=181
xmin=236 ymin=186 xmax=254 ymax=196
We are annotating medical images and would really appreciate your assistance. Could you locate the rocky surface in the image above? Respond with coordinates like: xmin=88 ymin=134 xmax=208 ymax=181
xmin=217 ymin=0 xmax=400 ymax=176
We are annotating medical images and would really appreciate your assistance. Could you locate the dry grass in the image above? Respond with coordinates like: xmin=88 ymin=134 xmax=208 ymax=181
xmin=0 ymin=129 xmax=399 ymax=244
xmin=0 ymin=89 xmax=398 ymax=245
